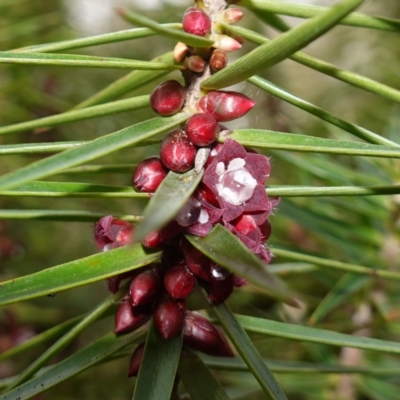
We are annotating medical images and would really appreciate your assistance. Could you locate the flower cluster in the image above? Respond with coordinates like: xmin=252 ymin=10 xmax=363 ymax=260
xmin=93 ymin=2 xmax=277 ymax=377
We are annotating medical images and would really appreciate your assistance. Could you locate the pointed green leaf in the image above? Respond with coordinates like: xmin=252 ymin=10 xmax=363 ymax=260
xmin=0 ymin=96 xmax=149 ymax=136
xmin=0 ymin=328 xmax=147 ymax=400
xmin=119 ymin=9 xmax=213 ymax=48
xmin=13 ymin=24 xmax=181 ymax=53
xmin=201 ymin=0 xmax=366 ymax=89
xmin=227 ymin=130 xmax=400 ymax=158
xmin=248 ymin=76 xmax=399 ymax=147
xmin=239 ymin=0 xmax=400 ymax=32
xmin=235 ymin=314 xmax=400 ymax=354
xmin=133 ymin=321 xmax=182 ymax=400
xmin=0 ymin=51 xmax=182 ymax=70
xmin=60 ymin=164 xmax=136 ymax=174
xmin=272 ymin=248 xmax=400 ymax=281
xmin=0 ymin=141 xmax=85 ymax=155
xmin=134 ymin=169 xmax=204 ymax=242
xmin=72 ymin=52 xmax=175 ymax=110
xmin=222 ymin=24 xmax=400 ymax=104
xmin=0 ymin=209 xmax=141 ymax=222
xmin=178 ymin=351 xmax=231 ymax=400
xmin=213 ymin=303 xmax=287 ymax=400
xmin=308 ymin=273 xmax=371 ymax=326
xmin=0 ymin=244 xmax=161 ymax=306
xmin=185 ymin=225 xmax=296 ymax=306
xmin=0 ymin=113 xmax=187 ymax=190
xmin=4 ymin=287 xmax=127 ymax=391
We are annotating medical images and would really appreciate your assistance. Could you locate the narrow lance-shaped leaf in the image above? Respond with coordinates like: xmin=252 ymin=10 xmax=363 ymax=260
xmin=201 ymin=0 xmax=366 ymax=89
xmin=185 ymin=225 xmax=297 ymax=306
xmin=239 ymin=0 xmax=400 ymax=32
xmin=12 ymin=24 xmax=181 ymax=53
xmin=118 ymin=8 xmax=214 ymax=48
xmin=0 ymin=51 xmax=183 ymax=70
xmin=0 ymin=113 xmax=187 ymax=191
xmin=226 ymin=130 xmax=400 ymax=158
xmin=0 ymin=328 xmax=148 ymax=400
xmin=178 ymin=351 xmax=231 ymax=400
xmin=0 ymin=244 xmax=161 ymax=306
xmin=0 ymin=96 xmax=150 ymax=136
xmin=222 ymin=24 xmax=400 ymax=104
xmin=212 ymin=303 xmax=287 ymax=400
xmin=134 ymin=169 xmax=204 ymax=242
xmin=235 ymin=314 xmax=400 ymax=354
xmin=248 ymin=76 xmax=399 ymax=147
xmin=133 ymin=321 xmax=183 ymax=400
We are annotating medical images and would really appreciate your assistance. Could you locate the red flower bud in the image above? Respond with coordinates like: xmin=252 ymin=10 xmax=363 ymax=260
xmin=210 ymin=49 xmax=228 ymax=72
xmin=198 ymin=183 xmax=219 ymax=207
xmin=199 ymin=91 xmax=256 ymax=122
xmin=115 ymin=299 xmax=149 ymax=335
xmin=186 ymin=113 xmax=219 ymax=147
xmin=94 ymin=216 xmax=133 ymax=251
xmin=212 ymin=327 xmax=235 ymax=357
xmin=128 ymin=343 xmax=145 ymax=377
xmin=129 ymin=265 xmax=162 ymax=306
xmin=107 ymin=270 xmax=138 ymax=294
xmin=142 ymin=230 xmax=162 ymax=248
xmin=182 ymin=7 xmax=211 ymax=37
xmin=211 ymin=35 xmax=241 ymax=52
xmin=153 ymin=296 xmax=186 ymax=340
xmin=160 ymin=130 xmax=196 ymax=173
xmin=164 ymin=261 xmax=196 ymax=299
xmin=181 ymin=239 xmax=213 ymax=281
xmin=186 ymin=55 xmax=206 ymax=73
xmin=223 ymin=8 xmax=244 ymax=24
xmin=132 ymin=157 xmax=168 ymax=193
xmin=150 ymin=80 xmax=186 ymax=116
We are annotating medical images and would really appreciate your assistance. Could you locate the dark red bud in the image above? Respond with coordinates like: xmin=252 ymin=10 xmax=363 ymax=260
xmin=210 ymin=49 xmax=228 ymax=72
xmin=142 ymin=230 xmax=162 ymax=248
xmin=175 ymin=196 xmax=201 ymax=227
xmin=182 ymin=7 xmax=211 ymax=37
xmin=186 ymin=55 xmax=206 ymax=73
xmin=199 ymin=91 xmax=256 ymax=122
xmin=128 ymin=343 xmax=145 ymax=377
xmin=160 ymin=130 xmax=196 ymax=173
xmin=115 ymin=299 xmax=149 ymax=335
xmin=164 ymin=261 xmax=196 ymax=299
xmin=212 ymin=327 xmax=235 ymax=357
xmin=153 ymin=296 xmax=186 ymax=340
xmin=208 ymin=268 xmax=234 ymax=304
xmin=107 ymin=270 xmax=138 ymax=294
xmin=94 ymin=216 xmax=133 ymax=251
xmin=129 ymin=266 xmax=161 ymax=306
xmin=132 ymin=157 xmax=168 ymax=193
xmin=186 ymin=113 xmax=219 ymax=147
xmin=150 ymin=80 xmax=186 ymax=116
xmin=181 ymin=239 xmax=213 ymax=281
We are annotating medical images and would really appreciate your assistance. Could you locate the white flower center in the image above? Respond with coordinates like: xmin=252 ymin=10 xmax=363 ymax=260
xmin=198 ymin=209 xmax=209 ymax=224
xmin=215 ymin=158 xmax=257 ymax=206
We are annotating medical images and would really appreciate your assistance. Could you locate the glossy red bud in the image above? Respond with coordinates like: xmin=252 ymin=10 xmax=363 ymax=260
xmin=150 ymin=80 xmax=186 ymax=116
xmin=107 ymin=270 xmax=138 ymax=294
xmin=199 ymin=91 xmax=256 ymax=122
xmin=115 ymin=299 xmax=149 ymax=335
xmin=164 ymin=261 xmax=196 ymax=299
xmin=128 ymin=343 xmax=145 ymax=377
xmin=208 ymin=267 xmax=234 ymax=304
xmin=153 ymin=296 xmax=186 ymax=340
xmin=160 ymin=130 xmax=196 ymax=173
xmin=129 ymin=266 xmax=162 ymax=306
xmin=182 ymin=7 xmax=211 ymax=37
xmin=210 ymin=49 xmax=228 ymax=72
xmin=132 ymin=156 xmax=168 ymax=193
xmin=186 ymin=55 xmax=206 ymax=73
xmin=198 ymin=183 xmax=219 ymax=207
xmin=142 ymin=230 xmax=162 ymax=248
xmin=186 ymin=113 xmax=219 ymax=147
xmin=181 ymin=239 xmax=213 ymax=281
xmin=94 ymin=216 xmax=133 ymax=251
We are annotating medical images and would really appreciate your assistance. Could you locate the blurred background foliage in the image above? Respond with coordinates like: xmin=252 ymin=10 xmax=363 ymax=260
xmin=1 ymin=0 xmax=400 ymax=399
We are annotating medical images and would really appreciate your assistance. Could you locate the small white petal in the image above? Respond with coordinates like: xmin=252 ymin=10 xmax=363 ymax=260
xmin=215 ymin=162 xmax=225 ymax=176
xmin=227 ymin=157 xmax=245 ymax=171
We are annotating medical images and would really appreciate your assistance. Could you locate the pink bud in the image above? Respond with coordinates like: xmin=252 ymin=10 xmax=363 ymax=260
xmin=150 ymin=80 xmax=186 ymax=116
xmin=132 ymin=157 xmax=168 ymax=193
xmin=129 ymin=265 xmax=162 ymax=306
xmin=164 ymin=261 xmax=196 ymax=299
xmin=153 ymin=296 xmax=186 ymax=340
xmin=186 ymin=55 xmax=206 ymax=73
xmin=212 ymin=35 xmax=241 ymax=52
xmin=223 ymin=8 xmax=244 ymax=24
xmin=186 ymin=113 xmax=219 ymax=147
xmin=199 ymin=91 xmax=256 ymax=122
xmin=115 ymin=299 xmax=149 ymax=335
xmin=160 ymin=130 xmax=196 ymax=173
xmin=128 ymin=343 xmax=145 ymax=377
xmin=94 ymin=216 xmax=133 ymax=251
xmin=182 ymin=7 xmax=211 ymax=37
xmin=210 ymin=49 xmax=228 ymax=72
